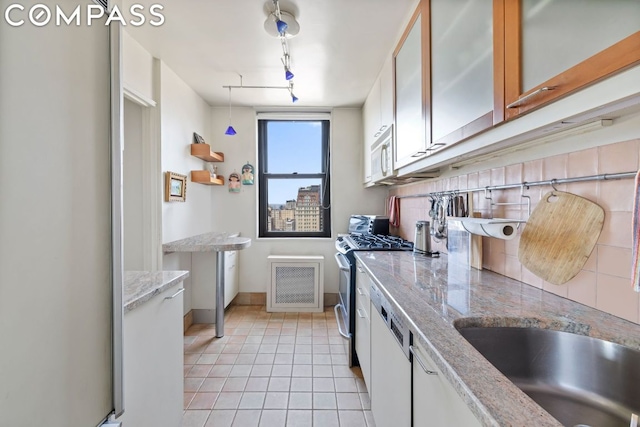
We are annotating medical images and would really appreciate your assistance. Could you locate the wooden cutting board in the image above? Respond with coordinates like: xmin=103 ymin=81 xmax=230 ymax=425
xmin=518 ymin=191 xmax=604 ymax=285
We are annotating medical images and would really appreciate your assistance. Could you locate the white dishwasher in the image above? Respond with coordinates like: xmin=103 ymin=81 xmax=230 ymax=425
xmin=370 ymin=282 xmax=412 ymax=427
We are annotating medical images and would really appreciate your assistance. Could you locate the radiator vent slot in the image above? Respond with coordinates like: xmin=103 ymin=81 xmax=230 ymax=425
xmin=267 ymin=256 xmax=324 ymax=312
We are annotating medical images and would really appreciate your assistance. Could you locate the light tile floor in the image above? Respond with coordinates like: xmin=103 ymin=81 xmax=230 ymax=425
xmin=182 ymin=305 xmax=376 ymax=427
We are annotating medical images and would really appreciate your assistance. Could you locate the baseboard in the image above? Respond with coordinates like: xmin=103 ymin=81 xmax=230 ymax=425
xmin=231 ymin=292 xmax=339 ymax=307
xmin=192 ymin=309 xmax=216 ymax=324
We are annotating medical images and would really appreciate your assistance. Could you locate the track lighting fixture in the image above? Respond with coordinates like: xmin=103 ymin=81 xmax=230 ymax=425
xmin=222 ymin=1 xmax=300 ymax=105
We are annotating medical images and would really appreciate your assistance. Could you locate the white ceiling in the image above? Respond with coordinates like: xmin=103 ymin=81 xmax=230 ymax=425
xmin=122 ymin=0 xmax=418 ymax=108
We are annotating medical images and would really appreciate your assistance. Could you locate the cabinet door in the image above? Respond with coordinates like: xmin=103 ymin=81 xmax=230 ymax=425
xmin=224 ymin=250 xmax=238 ymax=308
xmin=370 ymin=303 xmax=412 ymax=427
xmin=362 ymin=88 xmax=378 ymax=183
xmin=379 ymin=56 xmax=394 ymax=129
xmin=121 ymin=284 xmax=184 ymax=427
xmin=394 ymin=2 xmax=429 ymax=169
xmin=431 ymin=0 xmax=501 ymax=148
xmin=354 ymin=262 xmax=371 ymax=390
xmin=355 ymin=299 xmax=371 ymax=392
xmin=505 ymin=0 xmax=640 ymax=118
xmin=412 ymin=341 xmax=481 ymax=427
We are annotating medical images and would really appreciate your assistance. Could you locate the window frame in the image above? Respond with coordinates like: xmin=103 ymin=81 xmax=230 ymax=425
xmin=258 ymin=118 xmax=332 ymax=238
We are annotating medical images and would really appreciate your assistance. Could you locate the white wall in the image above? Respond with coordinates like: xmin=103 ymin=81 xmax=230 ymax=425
xmin=122 ymin=30 xmax=154 ymax=102
xmin=123 ymin=98 xmax=145 ymax=270
xmin=0 ymin=1 xmax=112 ymax=424
xmin=157 ymin=62 xmax=216 ymax=315
xmin=209 ymin=107 xmax=388 ymax=294
xmin=160 ymin=62 xmax=213 ymax=243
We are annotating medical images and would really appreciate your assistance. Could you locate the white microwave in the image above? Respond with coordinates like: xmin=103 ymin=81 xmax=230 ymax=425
xmin=370 ymin=125 xmax=395 ymax=183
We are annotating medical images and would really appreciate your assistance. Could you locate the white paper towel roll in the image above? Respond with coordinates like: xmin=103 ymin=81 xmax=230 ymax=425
xmin=458 ymin=218 xmax=520 ymax=240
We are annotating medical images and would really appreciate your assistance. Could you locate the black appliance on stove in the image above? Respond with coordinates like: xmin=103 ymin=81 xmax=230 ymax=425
xmin=334 ymin=215 xmax=414 ymax=367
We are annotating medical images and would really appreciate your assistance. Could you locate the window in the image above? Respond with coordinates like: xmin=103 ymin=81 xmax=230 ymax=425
xmin=258 ymin=118 xmax=331 ymax=238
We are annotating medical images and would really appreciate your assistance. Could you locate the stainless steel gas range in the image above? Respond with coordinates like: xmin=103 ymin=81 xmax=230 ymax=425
xmin=333 ymin=215 xmax=414 ymax=367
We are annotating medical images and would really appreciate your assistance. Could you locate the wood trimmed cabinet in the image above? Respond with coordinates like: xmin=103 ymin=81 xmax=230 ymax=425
xmin=504 ymin=0 xmax=640 ymax=119
xmin=393 ymin=1 xmax=430 ymax=169
xmin=190 ymin=143 xmax=225 ymax=185
xmin=385 ymin=0 xmax=640 ymax=174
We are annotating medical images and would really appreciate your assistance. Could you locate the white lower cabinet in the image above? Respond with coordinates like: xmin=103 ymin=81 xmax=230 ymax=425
xmin=370 ymin=300 xmax=412 ymax=427
xmin=412 ymin=341 xmax=482 ymax=427
xmin=224 ymin=250 xmax=239 ymax=308
xmin=120 ymin=283 xmax=184 ymax=427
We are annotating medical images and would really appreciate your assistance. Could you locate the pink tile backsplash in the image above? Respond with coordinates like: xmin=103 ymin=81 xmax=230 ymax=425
xmin=567 ymin=147 xmax=598 ymax=178
xmin=566 ymin=271 xmax=597 ymax=307
xmin=390 ymin=138 xmax=640 ymax=325
xmin=597 ymin=245 xmax=632 ymax=279
xmin=596 ymin=274 xmax=639 ymax=323
xmin=598 ymin=140 xmax=639 ymax=174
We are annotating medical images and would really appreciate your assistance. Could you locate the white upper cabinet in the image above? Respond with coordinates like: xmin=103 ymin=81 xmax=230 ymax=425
xmin=362 ymin=56 xmax=394 ymax=184
xmin=394 ymin=7 xmax=427 ymax=169
xmin=379 ymin=57 xmax=394 ymax=130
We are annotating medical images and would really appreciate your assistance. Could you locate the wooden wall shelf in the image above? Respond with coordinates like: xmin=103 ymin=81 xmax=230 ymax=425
xmin=191 ymin=144 xmax=224 ymax=162
xmin=191 ymin=171 xmax=225 ymax=186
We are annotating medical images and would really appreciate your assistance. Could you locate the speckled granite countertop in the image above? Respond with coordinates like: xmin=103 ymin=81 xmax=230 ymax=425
xmin=355 ymin=251 xmax=640 ymax=427
xmin=124 ymin=270 xmax=189 ymax=313
xmin=162 ymin=231 xmax=251 ymax=253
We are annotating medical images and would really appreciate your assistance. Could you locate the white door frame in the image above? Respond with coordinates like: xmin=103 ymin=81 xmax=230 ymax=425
xmin=123 ymin=86 xmax=162 ymax=271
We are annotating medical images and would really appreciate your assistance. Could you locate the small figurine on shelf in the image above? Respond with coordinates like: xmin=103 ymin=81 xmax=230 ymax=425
xmin=193 ymin=132 xmax=205 ymax=144
xmin=242 ymin=162 xmax=254 ymax=185
xmin=206 ymin=164 xmax=218 ymax=179
xmin=229 ymin=172 xmax=241 ymax=193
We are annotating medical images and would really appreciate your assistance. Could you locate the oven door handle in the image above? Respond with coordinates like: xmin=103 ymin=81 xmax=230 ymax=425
xmin=334 ymin=253 xmax=351 ymax=272
xmin=334 ymin=303 xmax=351 ymax=340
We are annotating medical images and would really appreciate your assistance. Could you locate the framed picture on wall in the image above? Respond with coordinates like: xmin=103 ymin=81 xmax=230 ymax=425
xmin=165 ymin=171 xmax=187 ymax=202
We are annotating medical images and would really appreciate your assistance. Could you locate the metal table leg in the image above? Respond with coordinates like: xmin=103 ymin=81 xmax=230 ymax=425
xmin=215 ymin=251 xmax=226 ymax=338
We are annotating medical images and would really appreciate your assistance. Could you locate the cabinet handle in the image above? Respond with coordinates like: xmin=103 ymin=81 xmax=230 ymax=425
xmin=334 ymin=304 xmax=350 ymax=340
xmin=379 ymin=124 xmax=387 ymax=131
xmin=356 ymin=287 xmax=364 ymax=295
xmin=409 ymin=345 xmax=438 ymax=375
xmin=357 ymin=265 xmax=364 ymax=273
xmin=357 ymin=308 xmax=366 ymax=318
xmin=374 ymin=131 xmax=382 ymax=138
xmin=164 ymin=288 xmax=185 ymax=300
xmin=506 ymin=86 xmax=556 ymax=109
xmin=381 ymin=145 xmax=388 ymax=176
xmin=426 ymin=143 xmax=446 ymax=151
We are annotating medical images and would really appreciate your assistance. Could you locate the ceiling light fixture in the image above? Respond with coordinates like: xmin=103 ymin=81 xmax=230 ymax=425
xmin=221 ymin=1 xmax=300 ymax=109
xmin=224 ymin=87 xmax=236 ymax=136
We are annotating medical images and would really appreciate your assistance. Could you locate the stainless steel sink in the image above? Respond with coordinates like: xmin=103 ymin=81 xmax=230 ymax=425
xmin=457 ymin=327 xmax=640 ymax=427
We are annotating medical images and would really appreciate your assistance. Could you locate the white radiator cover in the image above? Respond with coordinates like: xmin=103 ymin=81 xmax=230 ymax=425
xmin=267 ymin=255 xmax=324 ymax=312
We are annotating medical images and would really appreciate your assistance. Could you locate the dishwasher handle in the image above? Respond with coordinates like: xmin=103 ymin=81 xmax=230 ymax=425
xmin=410 ymin=345 xmax=438 ymax=375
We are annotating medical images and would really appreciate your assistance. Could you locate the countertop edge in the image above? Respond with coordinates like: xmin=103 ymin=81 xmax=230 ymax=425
xmin=162 ymin=232 xmax=252 ymax=253
xmin=124 ymin=270 xmax=190 ymax=314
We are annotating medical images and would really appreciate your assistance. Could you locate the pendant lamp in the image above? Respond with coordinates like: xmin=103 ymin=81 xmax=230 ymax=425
xmin=225 ymin=87 xmax=236 ymax=136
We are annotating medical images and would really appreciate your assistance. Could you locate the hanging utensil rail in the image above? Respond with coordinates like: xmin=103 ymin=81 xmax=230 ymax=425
xmin=394 ymin=172 xmax=636 ymax=200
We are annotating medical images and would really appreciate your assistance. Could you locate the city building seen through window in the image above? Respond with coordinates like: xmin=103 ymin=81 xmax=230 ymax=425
xmin=257 ymin=118 xmax=331 ymax=238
